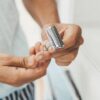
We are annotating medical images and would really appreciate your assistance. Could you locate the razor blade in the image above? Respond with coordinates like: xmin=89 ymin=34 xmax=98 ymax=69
xmin=45 ymin=25 xmax=64 ymax=49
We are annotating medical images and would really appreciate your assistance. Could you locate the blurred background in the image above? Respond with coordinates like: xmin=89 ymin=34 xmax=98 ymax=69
xmin=75 ymin=0 xmax=100 ymax=25
xmin=15 ymin=0 xmax=100 ymax=100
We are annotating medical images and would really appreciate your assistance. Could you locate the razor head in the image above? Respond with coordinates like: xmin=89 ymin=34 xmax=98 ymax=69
xmin=45 ymin=25 xmax=64 ymax=49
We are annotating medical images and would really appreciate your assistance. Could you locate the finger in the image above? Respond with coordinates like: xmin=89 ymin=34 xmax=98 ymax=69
xmin=55 ymin=61 xmax=71 ymax=66
xmin=36 ymin=51 xmax=52 ymax=62
xmin=55 ymin=48 xmax=78 ymax=63
xmin=0 ymin=65 xmax=47 ymax=86
xmin=79 ymin=36 xmax=84 ymax=45
xmin=0 ymin=53 xmax=46 ymax=68
xmin=9 ymin=49 xmax=52 ymax=69
xmin=38 ymin=59 xmax=50 ymax=68
xmin=53 ymin=49 xmax=67 ymax=58
xmin=53 ymin=35 xmax=83 ymax=58
xmin=53 ymin=47 xmax=77 ymax=58
xmin=72 ymin=36 xmax=84 ymax=49
xmin=15 ymin=61 xmax=49 ymax=86
xmin=42 ymin=51 xmax=52 ymax=60
xmin=76 ymin=36 xmax=84 ymax=48
xmin=0 ymin=56 xmax=49 ymax=86
xmin=64 ymin=36 xmax=83 ymax=52
xmin=42 ymin=40 xmax=56 ymax=54
xmin=30 ymin=42 xmax=42 ymax=55
xmin=30 ymin=47 xmax=35 ymax=55
xmin=63 ymin=25 xmax=82 ymax=49
xmin=34 ymin=42 xmax=42 ymax=53
xmin=41 ymin=40 xmax=49 ymax=51
xmin=0 ymin=55 xmax=38 ymax=68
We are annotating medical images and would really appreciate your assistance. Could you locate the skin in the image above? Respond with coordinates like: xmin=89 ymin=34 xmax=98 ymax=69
xmin=0 ymin=0 xmax=83 ymax=87
xmin=24 ymin=0 xmax=84 ymax=66
xmin=0 ymin=48 xmax=53 ymax=87
xmin=23 ymin=0 xmax=60 ymax=27
xmin=42 ymin=24 xmax=83 ymax=66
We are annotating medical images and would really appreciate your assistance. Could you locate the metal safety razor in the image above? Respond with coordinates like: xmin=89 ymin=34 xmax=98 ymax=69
xmin=45 ymin=25 xmax=64 ymax=50
xmin=45 ymin=26 xmax=68 ymax=71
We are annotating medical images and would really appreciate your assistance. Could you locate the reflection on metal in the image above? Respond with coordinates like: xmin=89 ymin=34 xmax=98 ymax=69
xmin=45 ymin=25 xmax=64 ymax=50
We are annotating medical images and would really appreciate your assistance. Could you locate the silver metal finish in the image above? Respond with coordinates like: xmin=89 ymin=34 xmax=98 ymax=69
xmin=45 ymin=25 xmax=64 ymax=49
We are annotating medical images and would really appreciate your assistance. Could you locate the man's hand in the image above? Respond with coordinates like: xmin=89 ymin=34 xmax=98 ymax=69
xmin=24 ymin=0 xmax=84 ymax=67
xmin=0 ymin=44 xmax=52 ymax=87
xmin=41 ymin=23 xmax=84 ymax=66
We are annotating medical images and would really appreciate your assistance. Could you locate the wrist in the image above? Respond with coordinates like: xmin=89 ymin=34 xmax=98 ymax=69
xmin=40 ymin=16 xmax=60 ymax=28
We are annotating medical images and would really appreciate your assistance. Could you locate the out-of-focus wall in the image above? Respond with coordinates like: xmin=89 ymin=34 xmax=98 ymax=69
xmin=74 ymin=0 xmax=100 ymax=26
xmin=57 ymin=0 xmax=75 ymax=23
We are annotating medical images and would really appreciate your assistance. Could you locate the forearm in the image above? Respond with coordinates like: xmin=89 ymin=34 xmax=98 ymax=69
xmin=23 ymin=0 xmax=60 ymax=27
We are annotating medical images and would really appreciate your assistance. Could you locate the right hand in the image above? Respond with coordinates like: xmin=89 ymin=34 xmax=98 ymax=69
xmin=0 ymin=42 xmax=53 ymax=87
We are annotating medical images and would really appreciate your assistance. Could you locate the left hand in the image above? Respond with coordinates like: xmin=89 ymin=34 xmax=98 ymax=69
xmin=41 ymin=23 xmax=84 ymax=66
xmin=0 ymin=44 xmax=53 ymax=86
